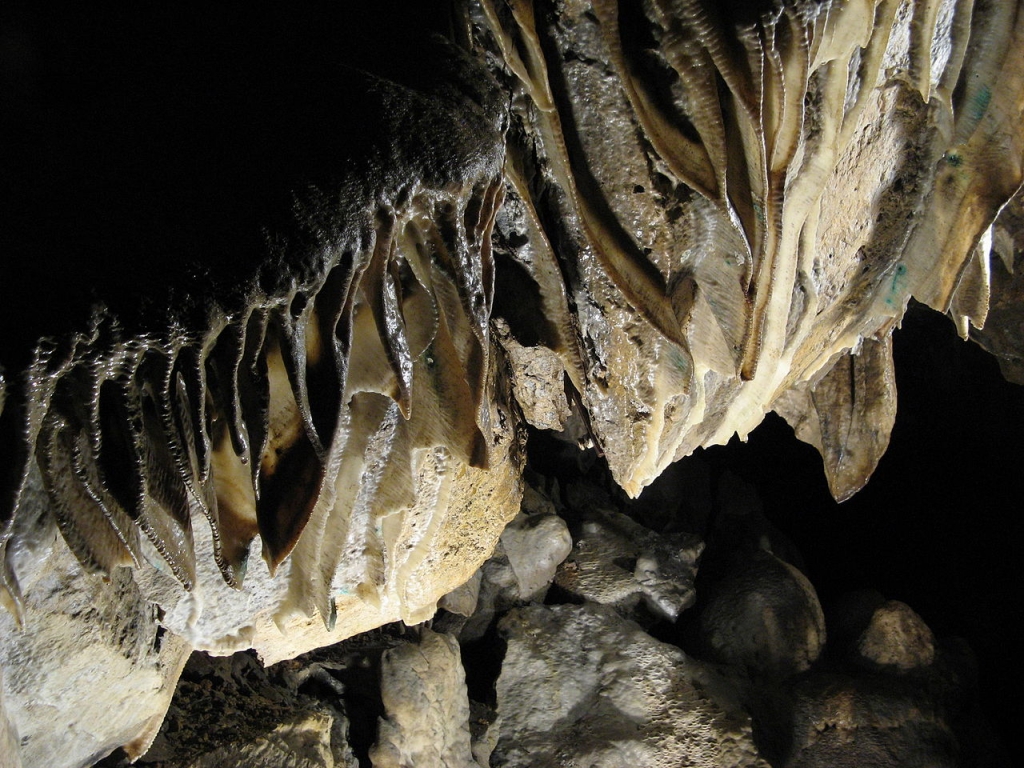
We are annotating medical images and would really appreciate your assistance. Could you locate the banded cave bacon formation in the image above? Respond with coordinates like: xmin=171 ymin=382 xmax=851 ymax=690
xmin=0 ymin=0 xmax=1022 ymax=723
xmin=0 ymin=18 xmax=519 ymax=637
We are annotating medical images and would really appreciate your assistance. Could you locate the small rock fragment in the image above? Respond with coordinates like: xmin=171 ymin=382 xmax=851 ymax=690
xmin=554 ymin=505 xmax=703 ymax=621
xmin=457 ymin=489 xmax=572 ymax=641
xmin=500 ymin=512 xmax=573 ymax=601
xmin=439 ymin=569 xmax=483 ymax=619
xmin=493 ymin=319 xmax=572 ymax=431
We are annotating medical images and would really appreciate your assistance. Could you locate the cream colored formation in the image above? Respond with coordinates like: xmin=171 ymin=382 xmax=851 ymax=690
xmin=476 ymin=0 xmax=1024 ymax=501
xmin=0 ymin=1 xmax=1022 ymax=765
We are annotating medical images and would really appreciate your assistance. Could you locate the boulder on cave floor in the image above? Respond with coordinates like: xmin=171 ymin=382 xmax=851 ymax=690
xmin=492 ymin=602 xmax=769 ymax=768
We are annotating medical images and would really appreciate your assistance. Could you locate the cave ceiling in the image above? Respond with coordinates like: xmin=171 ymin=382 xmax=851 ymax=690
xmin=0 ymin=0 xmax=1022 ymax=764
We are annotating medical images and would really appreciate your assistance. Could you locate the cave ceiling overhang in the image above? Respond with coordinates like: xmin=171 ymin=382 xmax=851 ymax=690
xmin=0 ymin=0 xmax=1022 ymax=669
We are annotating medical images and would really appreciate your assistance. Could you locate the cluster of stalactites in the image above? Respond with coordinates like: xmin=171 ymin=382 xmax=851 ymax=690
xmin=472 ymin=0 xmax=1024 ymax=498
xmin=0 ymin=179 xmax=505 ymax=625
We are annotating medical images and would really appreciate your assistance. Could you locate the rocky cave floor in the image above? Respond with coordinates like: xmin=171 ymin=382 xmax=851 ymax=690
xmin=95 ymin=308 xmax=1021 ymax=768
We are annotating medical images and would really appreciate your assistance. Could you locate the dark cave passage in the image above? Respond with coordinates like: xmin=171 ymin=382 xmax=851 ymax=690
xmin=524 ymin=302 xmax=1023 ymax=761
xmin=686 ymin=305 xmax=1024 ymax=758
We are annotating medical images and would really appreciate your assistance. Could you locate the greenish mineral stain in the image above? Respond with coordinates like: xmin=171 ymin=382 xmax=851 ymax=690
xmin=885 ymin=263 xmax=908 ymax=307
xmin=668 ymin=345 xmax=690 ymax=375
xmin=753 ymin=201 xmax=766 ymax=226
xmin=970 ymin=85 xmax=992 ymax=123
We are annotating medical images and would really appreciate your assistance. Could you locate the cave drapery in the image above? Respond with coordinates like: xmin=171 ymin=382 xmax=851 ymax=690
xmin=1 ymin=1 xmax=1023 ymax=765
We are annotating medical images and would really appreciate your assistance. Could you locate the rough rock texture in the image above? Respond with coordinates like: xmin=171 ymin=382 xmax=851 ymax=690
xmin=454 ymin=483 xmax=571 ymax=641
xmin=169 ymin=712 xmax=352 ymax=768
xmin=0 ymin=669 xmax=22 ymax=768
xmin=130 ymin=649 xmax=357 ymax=768
xmin=772 ymin=672 xmax=960 ymax=768
xmin=554 ymin=494 xmax=704 ymax=621
xmin=773 ymin=337 xmax=898 ymax=501
xmin=492 ymin=602 xmax=770 ymax=768
xmin=493 ymin=319 xmax=573 ymax=431
xmin=495 ymin=506 xmax=572 ymax=602
xmin=696 ymin=550 xmax=826 ymax=679
xmin=1 ymin=0 xmax=1023 ymax=764
xmin=856 ymin=599 xmax=936 ymax=672
xmin=369 ymin=628 xmax=482 ymax=768
xmin=0 ymin=484 xmax=191 ymax=768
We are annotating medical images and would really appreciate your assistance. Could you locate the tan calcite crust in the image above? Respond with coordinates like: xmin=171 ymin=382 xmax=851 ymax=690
xmin=476 ymin=0 xmax=1024 ymax=498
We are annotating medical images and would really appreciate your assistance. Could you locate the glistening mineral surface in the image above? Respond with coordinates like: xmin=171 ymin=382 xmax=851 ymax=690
xmin=1 ymin=0 xmax=1022 ymax=765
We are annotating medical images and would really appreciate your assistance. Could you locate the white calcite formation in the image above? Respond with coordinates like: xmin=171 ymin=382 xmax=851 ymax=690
xmin=475 ymin=0 xmax=1024 ymax=499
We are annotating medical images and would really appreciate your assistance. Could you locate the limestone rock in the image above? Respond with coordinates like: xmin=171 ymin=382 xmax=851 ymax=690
xmin=1 ymin=2 xmax=1023 ymax=763
xmin=468 ymin=701 xmax=501 ymax=768
xmin=493 ymin=319 xmax=573 ymax=431
xmin=856 ymin=600 xmax=936 ymax=672
xmin=0 ymin=486 xmax=191 ymax=768
xmin=774 ymin=336 xmax=898 ymax=502
xmin=135 ymin=649 xmax=357 ymax=768
xmin=0 ymin=385 xmax=521 ymax=764
xmin=0 ymin=669 xmax=22 ymax=768
xmin=475 ymin=0 xmax=1024 ymax=497
xmin=456 ymin=486 xmax=570 ymax=641
xmin=439 ymin=570 xmax=483 ymax=618
xmin=696 ymin=550 xmax=826 ymax=678
xmin=493 ymin=603 xmax=769 ymax=768
xmin=554 ymin=503 xmax=703 ymax=621
xmin=369 ymin=628 xmax=482 ymax=768
xmin=971 ymin=186 xmax=1024 ymax=383
xmin=0 ymin=17 xmax=531 ymax=764
xmin=770 ymin=673 xmax=959 ymax=768
xmin=499 ymin=511 xmax=572 ymax=602
xmin=177 ymin=712 xmax=350 ymax=768
xmin=150 ymin=392 xmax=524 ymax=665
